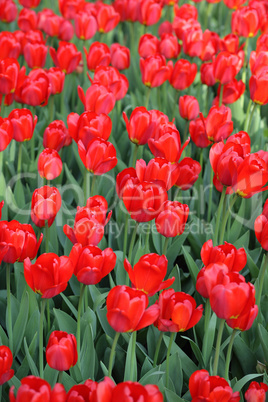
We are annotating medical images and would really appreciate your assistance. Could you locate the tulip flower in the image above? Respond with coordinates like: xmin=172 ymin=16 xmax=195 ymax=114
xmin=196 ymin=262 xmax=230 ymax=299
xmin=140 ymin=54 xmax=172 ymax=88
xmin=0 ymin=32 xmax=21 ymax=59
xmin=0 ymin=117 xmax=13 ymax=152
xmin=189 ymin=370 xmax=240 ymax=401
xmin=0 ymin=58 xmax=21 ymax=96
xmin=78 ymin=138 xmax=117 ymax=174
xmin=0 ymin=345 xmax=14 ymax=385
xmin=0 ymin=0 xmax=17 ymax=23
xmin=74 ymin=10 xmax=98 ymax=40
xmin=216 ymin=79 xmax=245 ymax=104
xmin=213 ymin=51 xmax=242 ymax=84
xmin=84 ymin=42 xmax=111 ymax=72
xmin=43 ymin=120 xmax=68 ymax=151
xmin=245 ymin=382 xmax=268 ymax=402
xmin=38 ymin=148 xmax=63 ymax=180
xmin=9 ymin=376 xmax=66 ymax=401
xmin=78 ymin=83 xmax=116 ymax=114
xmin=46 ymin=67 xmax=65 ymax=95
xmin=70 ymin=243 xmax=116 ymax=285
xmin=169 ymin=59 xmax=197 ymax=90
xmin=106 ymin=285 xmax=160 ymax=332
xmin=0 ymin=200 xmax=3 ymax=219
xmin=92 ymin=65 xmax=129 ymax=101
xmin=138 ymin=0 xmax=162 ymax=26
xmin=124 ymin=253 xmax=174 ymax=296
xmin=58 ymin=0 xmax=84 ymax=19
xmin=24 ymin=253 xmax=74 ymax=298
xmin=249 ymin=68 xmax=268 ymax=105
xmin=155 ymin=200 xmax=189 ymax=237
xmin=232 ymin=6 xmax=260 ymax=37
xmin=159 ymin=33 xmax=180 ymax=59
xmin=136 ymin=158 xmax=180 ymax=191
xmin=23 ymin=42 xmax=48 ymax=69
xmin=19 ymin=0 xmax=41 ymax=7
xmin=46 ymin=331 xmax=78 ymax=371
xmin=255 ymin=199 xmax=268 ymax=250
xmin=200 ymin=62 xmax=216 ymax=86
xmin=96 ymin=3 xmax=120 ymax=33
xmin=189 ymin=116 xmax=211 ymax=148
xmin=113 ymin=0 xmax=139 ymax=22
xmin=138 ymin=34 xmax=160 ymax=58
xmin=175 ymin=157 xmax=201 ymax=190
xmin=0 ymin=220 xmax=43 ymax=264
xmin=202 ymin=105 xmax=233 ymax=142
xmin=15 ymin=68 xmax=51 ymax=107
xmin=9 ymin=108 xmax=37 ymax=142
xmin=116 ymin=167 xmax=139 ymax=199
xmin=201 ymin=239 xmax=247 ymax=271
xmin=154 ymin=289 xmax=203 ymax=332
xmin=179 ymin=95 xmax=200 ymax=120
xmin=112 ymin=382 xmax=163 ymax=402
xmin=123 ymin=107 xmax=156 ymax=145
xmin=31 ymin=186 xmax=61 ymax=228
xmin=67 ymin=382 xmax=98 ymax=400
xmin=49 ymin=41 xmax=82 ymax=74
xmin=18 ymin=8 xmax=37 ymax=32
xmin=72 ymin=111 xmax=112 ymax=147
xmin=110 ymin=43 xmax=130 ymax=70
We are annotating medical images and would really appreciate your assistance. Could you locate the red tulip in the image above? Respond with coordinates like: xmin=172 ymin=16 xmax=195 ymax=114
xmin=46 ymin=67 xmax=65 ymax=95
xmin=213 ymin=51 xmax=242 ymax=84
xmin=124 ymin=253 xmax=174 ymax=296
xmin=9 ymin=108 xmax=37 ymax=142
xmin=96 ymin=3 xmax=120 ymax=33
xmin=245 ymin=382 xmax=268 ymax=402
xmin=138 ymin=0 xmax=162 ymax=26
xmin=0 ymin=345 xmax=14 ymax=385
xmin=140 ymin=54 xmax=172 ymax=88
xmin=50 ymin=41 xmax=82 ymax=74
xmin=74 ymin=10 xmax=98 ymax=40
xmin=43 ymin=120 xmax=68 ymax=151
xmin=37 ymin=9 xmax=61 ymax=37
xmin=202 ymin=105 xmax=233 ymax=142
xmin=169 ymin=59 xmax=197 ymax=90
xmin=63 ymin=195 xmax=112 ymax=247
xmin=106 ymin=285 xmax=160 ymax=332
xmin=0 ymin=0 xmax=17 ymax=23
xmin=136 ymin=158 xmax=180 ymax=190
xmin=232 ymin=6 xmax=260 ymax=37
xmin=175 ymin=157 xmax=201 ymax=190
xmin=0 ymin=32 xmax=21 ymax=59
xmin=189 ymin=370 xmax=240 ymax=401
xmin=155 ymin=200 xmax=189 ymax=237
xmin=78 ymin=83 xmax=116 ymax=114
xmin=138 ymin=34 xmax=160 ymax=58
xmin=110 ymin=43 xmax=130 ymax=70
xmin=15 ymin=68 xmax=51 ymax=107
xmin=92 ymin=65 xmax=129 ymax=101
xmin=9 ymin=376 xmax=66 ymax=401
xmin=70 ymin=243 xmax=116 ymax=285
xmin=84 ymin=42 xmax=111 ymax=72
xmin=0 ymin=58 xmax=20 ymax=95
xmin=154 ymin=289 xmax=203 ymax=332
xmin=67 ymin=382 xmax=98 ymax=401
xmin=255 ymin=199 xmax=268 ymax=250
xmin=116 ymin=167 xmax=139 ymax=199
xmin=200 ymin=62 xmax=216 ymax=86
xmin=179 ymin=95 xmax=200 ymax=120
xmin=38 ymin=148 xmax=63 ymax=180
xmin=189 ymin=116 xmax=211 ymax=148
xmin=58 ymin=18 xmax=74 ymax=41
xmin=182 ymin=26 xmax=203 ymax=58
xmin=0 ymin=220 xmax=43 ymax=264
xmin=159 ymin=33 xmax=180 ymax=59
xmin=216 ymin=79 xmax=245 ymax=104
xmin=123 ymin=106 xmax=156 ymax=145
xmin=201 ymin=239 xmax=247 ymax=271
xmin=158 ymin=21 xmax=173 ymax=36
xmin=23 ymin=42 xmax=48 ymax=69
xmin=19 ymin=0 xmax=41 ymax=7
xmin=24 ymin=252 xmax=74 ymax=298
xmin=58 ymin=0 xmax=85 ymax=19
xmin=46 ymin=331 xmax=78 ymax=371
xmin=72 ymin=111 xmax=112 ymax=147
xmin=31 ymin=185 xmax=61 ymax=228
xmin=111 ymin=382 xmax=163 ymax=402
xmin=0 ymin=117 xmax=13 ymax=152
xmin=78 ymin=138 xmax=117 ymax=175
xmin=249 ymin=68 xmax=268 ymax=105
xmin=18 ymin=8 xmax=37 ymax=32
xmin=196 ymin=262 xmax=230 ymax=299
xmin=173 ymin=18 xmax=200 ymax=42
xmin=113 ymin=0 xmax=139 ymax=22
xmin=0 ymin=200 xmax=3 ymax=219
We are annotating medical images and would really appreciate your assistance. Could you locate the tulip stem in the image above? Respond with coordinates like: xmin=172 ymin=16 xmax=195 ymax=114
xmin=213 ymin=186 xmax=227 ymax=245
xmin=47 ymin=300 xmax=50 ymax=333
xmin=6 ymin=264 xmax=13 ymax=353
xmin=48 ymin=95 xmax=54 ymax=122
xmin=123 ymin=213 xmax=129 ymax=263
xmin=83 ymin=170 xmax=90 ymax=202
xmin=247 ymin=102 xmax=257 ymax=134
xmin=128 ymin=221 xmax=139 ymax=264
xmin=183 ymin=121 xmax=190 ymax=145
xmin=30 ymin=107 xmax=36 ymax=161
xmin=108 ymin=331 xmax=120 ymax=378
xmin=129 ymin=331 xmax=137 ymax=381
xmin=218 ymin=194 xmax=238 ymax=245
xmin=39 ymin=299 xmax=46 ymax=379
xmin=219 ymin=84 xmax=224 ymax=107
xmin=202 ymin=300 xmax=212 ymax=366
xmin=224 ymin=329 xmax=237 ymax=381
xmin=212 ymin=318 xmax=225 ymax=376
xmin=58 ymin=371 xmax=63 ymax=384
xmin=45 ymin=222 xmax=49 ymax=253
xmin=153 ymin=332 xmax=163 ymax=367
xmin=0 ymin=95 xmax=5 ymax=117
xmin=242 ymin=37 xmax=249 ymax=86
xmin=166 ymin=332 xmax=176 ymax=388
xmin=163 ymin=237 xmax=169 ymax=256
xmin=132 ymin=144 xmax=139 ymax=168
xmin=90 ymin=174 xmax=96 ymax=197
xmin=207 ymin=162 xmax=214 ymax=223
xmin=17 ymin=143 xmax=23 ymax=174
xmin=77 ymin=283 xmax=86 ymax=369
xmin=144 ymin=87 xmax=151 ymax=109
xmin=243 ymin=99 xmax=252 ymax=131
xmin=256 ymin=252 xmax=268 ymax=308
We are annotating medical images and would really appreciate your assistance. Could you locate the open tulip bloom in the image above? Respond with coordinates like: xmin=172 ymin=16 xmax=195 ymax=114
xmin=1 ymin=1 xmax=268 ymax=400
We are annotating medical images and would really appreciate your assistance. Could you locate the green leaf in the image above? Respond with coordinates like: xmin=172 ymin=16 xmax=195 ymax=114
xmin=24 ymin=337 xmax=39 ymax=377
xmin=81 ymin=324 xmax=95 ymax=380
xmin=181 ymin=336 xmax=204 ymax=368
xmin=139 ymin=366 xmax=165 ymax=386
xmin=165 ymin=389 xmax=187 ymax=402
xmin=233 ymin=373 xmax=264 ymax=393
xmin=167 ymin=232 xmax=188 ymax=270
xmin=13 ymin=290 xmax=29 ymax=357
xmin=60 ymin=293 xmax=78 ymax=320
xmin=43 ymin=365 xmax=58 ymax=387
xmin=16 ymin=333 xmax=38 ymax=379
xmin=228 ymin=199 xmax=245 ymax=243
xmin=182 ymin=245 xmax=199 ymax=283
xmin=258 ymin=324 xmax=268 ymax=364
xmin=100 ymin=361 xmax=109 ymax=377
xmin=202 ymin=312 xmax=217 ymax=367
xmin=53 ymin=308 xmax=77 ymax=334
xmin=124 ymin=332 xmax=137 ymax=382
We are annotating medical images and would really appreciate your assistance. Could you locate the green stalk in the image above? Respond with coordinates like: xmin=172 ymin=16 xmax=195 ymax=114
xmin=82 ymin=45 xmax=88 ymax=87
xmin=183 ymin=121 xmax=190 ymax=144
xmin=77 ymin=283 xmax=86 ymax=368
xmin=123 ymin=213 xmax=129 ymax=263
xmin=144 ymin=87 xmax=151 ymax=109
xmin=219 ymin=84 xmax=224 ymax=107
xmin=17 ymin=142 xmax=23 ymax=174
xmin=166 ymin=332 xmax=176 ymax=388
xmin=83 ymin=170 xmax=90 ymax=202
xmin=48 ymin=95 xmax=54 ymax=122
xmin=218 ymin=194 xmax=238 ymax=245
xmin=45 ymin=222 xmax=49 ymax=253
xmin=58 ymin=371 xmax=63 ymax=384
xmin=163 ymin=237 xmax=169 ymax=256
xmin=47 ymin=300 xmax=50 ymax=333
xmin=212 ymin=319 xmax=225 ymax=376
xmin=108 ymin=331 xmax=120 ymax=378
xmin=207 ymin=162 xmax=214 ymax=223
xmin=6 ymin=264 xmax=13 ymax=353
xmin=224 ymin=329 xmax=237 ymax=381
xmin=132 ymin=144 xmax=139 ymax=168
xmin=90 ymin=174 xmax=96 ymax=197
xmin=247 ymin=102 xmax=257 ymax=134
xmin=213 ymin=186 xmax=227 ymax=245
xmin=153 ymin=332 xmax=163 ymax=367
xmin=202 ymin=300 xmax=212 ymax=366
xmin=30 ymin=106 xmax=36 ymax=161
xmin=197 ymin=149 xmax=204 ymax=218
xmin=243 ymin=99 xmax=252 ymax=131
xmin=242 ymin=37 xmax=249 ymax=85
xmin=1 ymin=95 xmax=5 ymax=117
xmin=128 ymin=221 xmax=139 ymax=264
xmin=39 ymin=299 xmax=46 ymax=378
xmin=129 ymin=331 xmax=137 ymax=381
xmin=256 ymin=252 xmax=268 ymax=308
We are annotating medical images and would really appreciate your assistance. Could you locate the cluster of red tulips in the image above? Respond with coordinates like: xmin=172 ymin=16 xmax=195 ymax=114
xmin=1 ymin=0 xmax=268 ymax=400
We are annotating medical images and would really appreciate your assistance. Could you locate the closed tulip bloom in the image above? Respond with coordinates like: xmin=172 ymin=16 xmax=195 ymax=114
xmin=15 ymin=68 xmax=51 ymax=107
xmin=0 ymin=345 xmax=14 ymax=385
xmin=0 ymin=58 xmax=20 ymax=95
xmin=123 ymin=180 xmax=168 ymax=222
xmin=46 ymin=67 xmax=65 ymax=95
xmin=159 ymin=33 xmax=180 ymax=59
xmin=189 ymin=116 xmax=211 ymax=148
xmin=58 ymin=0 xmax=85 ymax=19
xmin=67 ymin=382 xmax=98 ymax=401
xmin=18 ymin=8 xmax=37 ymax=32
xmin=96 ymin=3 xmax=120 ymax=33
xmin=31 ymin=185 xmax=61 ymax=228
xmin=138 ymin=34 xmax=160 ymax=58
xmin=255 ymin=199 xmax=268 ymax=250
xmin=140 ymin=54 xmax=172 ymax=88
xmin=112 ymin=383 xmax=163 ymax=402
xmin=136 ymin=158 xmax=180 ymax=191
xmin=232 ymin=6 xmax=260 ymax=37
xmin=154 ymin=289 xmax=203 ymax=332
xmin=43 ymin=120 xmax=68 ymax=151
xmin=196 ymin=262 xmax=230 ymax=299
xmin=72 ymin=111 xmax=112 ymax=147
xmin=46 ymin=331 xmax=77 ymax=371
xmin=78 ymin=138 xmax=117 ymax=175
xmin=9 ymin=108 xmax=37 ymax=142
xmin=216 ymin=79 xmax=245 ymax=104
xmin=93 ymin=65 xmax=129 ymax=101
xmin=201 ymin=239 xmax=247 ymax=271
xmin=74 ymin=10 xmax=98 ymax=40
xmin=116 ymin=167 xmax=139 ymax=199
xmin=245 ymin=382 xmax=268 ymax=402
xmin=23 ymin=42 xmax=48 ymax=69
xmin=249 ymin=51 xmax=268 ymax=76
xmin=174 ymin=3 xmax=198 ymax=20
xmin=138 ymin=0 xmax=162 ymax=26
xmin=106 ymin=285 xmax=160 ymax=332
xmin=203 ymin=105 xmax=233 ymax=142
xmin=78 ymin=83 xmax=116 ymax=114
xmin=249 ymin=68 xmax=268 ymax=105
xmin=50 ymin=41 xmax=82 ymax=74
xmin=155 ymin=200 xmax=189 ymax=237
xmin=70 ymin=243 xmax=116 ymax=285
xmin=200 ymin=62 xmax=216 ymax=86
xmin=182 ymin=26 xmax=203 ymax=59
xmin=110 ymin=43 xmax=130 ymax=70
xmin=58 ymin=17 xmax=74 ymax=41
xmin=159 ymin=21 xmax=173 ymax=36
xmin=113 ymin=0 xmax=139 ymax=22
xmin=179 ymin=95 xmax=200 ymax=120
xmin=9 ymin=376 xmax=66 ymax=401
xmin=124 ymin=253 xmax=174 ymax=296
xmin=0 ymin=0 xmax=17 ymax=23
xmin=0 ymin=32 xmax=21 ymax=59
xmin=38 ymin=148 xmax=62 ymax=180
xmin=189 ymin=370 xmax=240 ymax=401
xmin=24 ymin=253 xmax=74 ymax=298
xmin=0 ymin=117 xmax=13 ymax=152
xmin=175 ymin=157 xmax=201 ymax=190
xmin=169 ymin=59 xmax=197 ymax=90
xmin=19 ymin=0 xmax=41 ymax=7
xmin=0 ymin=220 xmax=43 ymax=264
xmin=173 ymin=18 xmax=200 ymax=42
xmin=123 ymin=106 xmax=156 ymax=145
xmin=84 ymin=42 xmax=111 ymax=72
xmin=213 ymin=51 xmax=242 ymax=84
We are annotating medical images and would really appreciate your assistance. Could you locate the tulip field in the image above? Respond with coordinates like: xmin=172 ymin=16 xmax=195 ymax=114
xmin=1 ymin=0 xmax=268 ymax=400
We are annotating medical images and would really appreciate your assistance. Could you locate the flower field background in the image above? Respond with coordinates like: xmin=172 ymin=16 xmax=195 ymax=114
xmin=0 ymin=0 xmax=268 ymax=400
